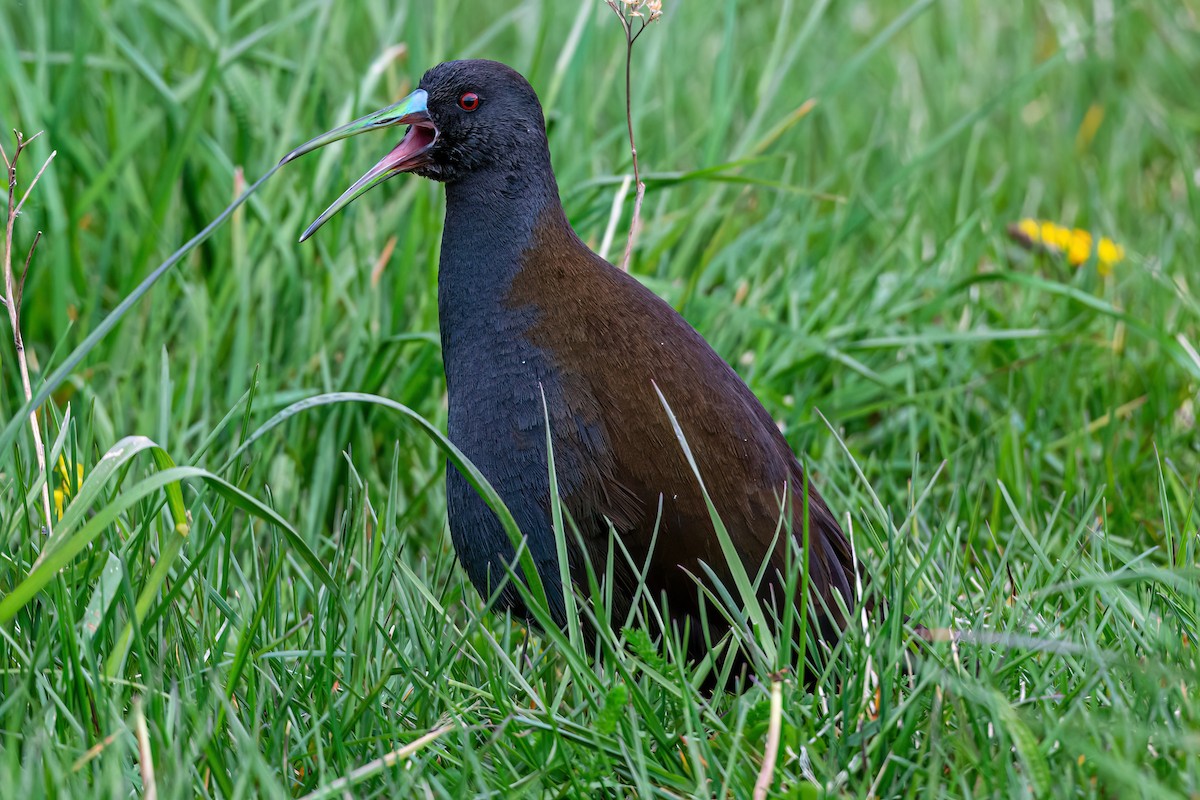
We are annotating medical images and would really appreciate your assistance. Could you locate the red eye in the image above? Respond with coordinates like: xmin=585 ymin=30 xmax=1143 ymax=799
xmin=458 ymin=92 xmax=480 ymax=111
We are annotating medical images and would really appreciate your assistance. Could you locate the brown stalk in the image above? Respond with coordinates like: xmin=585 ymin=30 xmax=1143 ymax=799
xmin=604 ymin=1 xmax=659 ymax=272
xmin=753 ymin=674 xmax=785 ymax=800
xmin=2 ymin=130 xmax=57 ymax=536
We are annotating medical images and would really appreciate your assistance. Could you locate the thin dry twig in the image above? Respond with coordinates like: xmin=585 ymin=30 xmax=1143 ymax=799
xmin=18 ymin=230 xmax=41 ymax=312
xmin=2 ymin=130 xmax=57 ymax=536
xmin=132 ymin=696 xmax=158 ymax=800
xmin=15 ymin=136 xmax=52 ymax=216
xmin=753 ymin=674 xmax=785 ymax=800
xmin=604 ymin=0 xmax=662 ymax=272
xmin=298 ymin=726 xmax=451 ymax=800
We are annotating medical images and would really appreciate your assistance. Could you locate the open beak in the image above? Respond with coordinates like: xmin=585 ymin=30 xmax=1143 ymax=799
xmin=281 ymin=89 xmax=436 ymax=241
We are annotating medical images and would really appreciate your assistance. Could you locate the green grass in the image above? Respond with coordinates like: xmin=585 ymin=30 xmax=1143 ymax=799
xmin=2 ymin=0 xmax=1198 ymax=796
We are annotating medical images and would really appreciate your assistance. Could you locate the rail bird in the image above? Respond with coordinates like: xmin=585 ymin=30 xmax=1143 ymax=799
xmin=283 ymin=59 xmax=860 ymax=682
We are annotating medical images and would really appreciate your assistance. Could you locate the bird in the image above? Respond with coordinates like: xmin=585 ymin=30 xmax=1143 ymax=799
xmin=282 ymin=59 xmax=860 ymax=683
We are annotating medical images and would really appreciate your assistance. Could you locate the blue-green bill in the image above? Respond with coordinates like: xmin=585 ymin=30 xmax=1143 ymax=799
xmin=281 ymin=89 xmax=436 ymax=241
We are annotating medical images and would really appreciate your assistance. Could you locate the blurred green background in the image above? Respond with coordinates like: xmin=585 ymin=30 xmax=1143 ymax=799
xmin=1 ymin=0 xmax=1198 ymax=796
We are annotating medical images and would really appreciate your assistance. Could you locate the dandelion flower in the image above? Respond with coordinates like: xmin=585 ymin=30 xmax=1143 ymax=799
xmin=1007 ymin=217 xmax=1125 ymax=275
xmin=1017 ymin=218 xmax=1040 ymax=241
xmin=1067 ymin=229 xmax=1092 ymax=266
xmin=1039 ymin=220 xmax=1071 ymax=251
xmin=53 ymin=456 xmax=86 ymax=520
xmin=1096 ymin=237 xmax=1125 ymax=276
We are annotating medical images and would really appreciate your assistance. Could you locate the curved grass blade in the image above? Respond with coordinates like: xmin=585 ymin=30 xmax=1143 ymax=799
xmin=0 ymin=163 xmax=286 ymax=458
xmin=0 ymin=437 xmax=333 ymax=628
xmin=223 ymin=391 xmax=553 ymax=617
xmin=652 ymin=381 xmax=777 ymax=665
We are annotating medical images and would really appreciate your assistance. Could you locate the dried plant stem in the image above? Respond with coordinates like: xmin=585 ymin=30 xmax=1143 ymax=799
xmin=753 ymin=675 xmax=784 ymax=800
xmin=2 ymin=130 xmax=57 ymax=536
xmin=132 ymin=697 xmax=158 ymax=800
xmin=605 ymin=2 xmax=657 ymax=272
xmin=619 ymin=28 xmax=646 ymax=273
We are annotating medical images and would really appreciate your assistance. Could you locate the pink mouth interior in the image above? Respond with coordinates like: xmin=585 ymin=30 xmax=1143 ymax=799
xmin=386 ymin=122 xmax=436 ymax=169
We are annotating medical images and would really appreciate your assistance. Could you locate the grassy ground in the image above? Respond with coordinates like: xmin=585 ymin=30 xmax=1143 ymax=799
xmin=2 ymin=0 xmax=1198 ymax=796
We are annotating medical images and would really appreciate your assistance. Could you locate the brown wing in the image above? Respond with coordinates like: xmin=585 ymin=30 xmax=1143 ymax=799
xmin=511 ymin=231 xmax=857 ymax=658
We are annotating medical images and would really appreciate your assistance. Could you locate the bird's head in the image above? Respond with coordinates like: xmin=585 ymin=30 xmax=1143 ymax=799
xmin=282 ymin=59 xmax=549 ymax=242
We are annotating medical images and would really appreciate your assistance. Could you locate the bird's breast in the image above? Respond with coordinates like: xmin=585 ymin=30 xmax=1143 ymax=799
xmin=437 ymin=285 xmax=615 ymax=623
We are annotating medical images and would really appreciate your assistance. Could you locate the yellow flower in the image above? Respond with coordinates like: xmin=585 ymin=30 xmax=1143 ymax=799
xmin=1008 ymin=218 xmax=1125 ymax=276
xmin=1017 ymin=218 xmax=1040 ymax=242
xmin=1039 ymin=221 xmax=1070 ymax=251
xmin=1066 ymin=229 xmax=1092 ymax=266
xmin=53 ymin=456 xmax=86 ymax=520
xmin=1096 ymin=237 xmax=1125 ymax=276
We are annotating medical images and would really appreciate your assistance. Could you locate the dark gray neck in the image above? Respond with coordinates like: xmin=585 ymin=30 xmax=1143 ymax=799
xmin=438 ymin=156 xmax=562 ymax=316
